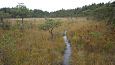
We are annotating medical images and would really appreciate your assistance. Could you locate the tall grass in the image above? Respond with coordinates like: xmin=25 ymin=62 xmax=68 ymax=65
xmin=0 ymin=17 xmax=115 ymax=65
xmin=0 ymin=18 xmax=65 ymax=65
xmin=66 ymin=18 xmax=115 ymax=65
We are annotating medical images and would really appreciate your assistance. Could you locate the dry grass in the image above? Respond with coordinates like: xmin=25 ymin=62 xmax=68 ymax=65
xmin=66 ymin=18 xmax=115 ymax=65
xmin=0 ymin=17 xmax=115 ymax=65
xmin=0 ymin=18 xmax=65 ymax=65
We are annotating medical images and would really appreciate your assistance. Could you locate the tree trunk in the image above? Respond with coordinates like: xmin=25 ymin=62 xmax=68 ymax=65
xmin=22 ymin=17 xmax=24 ymax=24
xmin=20 ymin=17 xmax=24 ymax=30
xmin=49 ymin=28 xmax=54 ymax=40
xmin=51 ymin=31 xmax=53 ymax=39
xmin=0 ymin=17 xmax=3 ymax=23
xmin=0 ymin=17 xmax=4 ymax=29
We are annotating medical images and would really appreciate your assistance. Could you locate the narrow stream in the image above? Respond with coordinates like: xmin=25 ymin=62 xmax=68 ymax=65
xmin=63 ymin=31 xmax=71 ymax=65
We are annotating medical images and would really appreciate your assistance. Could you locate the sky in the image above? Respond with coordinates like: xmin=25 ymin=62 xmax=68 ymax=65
xmin=0 ymin=0 xmax=113 ymax=12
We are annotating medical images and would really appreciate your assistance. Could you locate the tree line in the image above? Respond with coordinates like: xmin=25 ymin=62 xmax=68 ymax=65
xmin=0 ymin=1 xmax=115 ymax=23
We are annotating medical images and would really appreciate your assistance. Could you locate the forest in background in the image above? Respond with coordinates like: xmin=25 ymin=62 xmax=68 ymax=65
xmin=0 ymin=1 xmax=115 ymax=65
xmin=0 ymin=1 xmax=115 ymax=22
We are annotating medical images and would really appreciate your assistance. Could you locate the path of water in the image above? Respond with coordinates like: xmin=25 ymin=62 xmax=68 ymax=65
xmin=63 ymin=31 xmax=71 ymax=65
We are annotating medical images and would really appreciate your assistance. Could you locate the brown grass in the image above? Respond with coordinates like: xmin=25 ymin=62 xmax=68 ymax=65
xmin=0 ymin=18 xmax=65 ymax=65
xmin=66 ymin=18 xmax=115 ymax=65
xmin=0 ymin=17 xmax=115 ymax=65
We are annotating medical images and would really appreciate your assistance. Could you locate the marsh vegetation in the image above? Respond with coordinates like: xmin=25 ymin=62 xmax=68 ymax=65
xmin=0 ymin=1 xmax=115 ymax=65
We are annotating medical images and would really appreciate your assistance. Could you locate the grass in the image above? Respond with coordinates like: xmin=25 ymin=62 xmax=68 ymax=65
xmin=0 ymin=18 xmax=65 ymax=65
xmin=0 ymin=17 xmax=115 ymax=65
xmin=66 ymin=18 xmax=115 ymax=65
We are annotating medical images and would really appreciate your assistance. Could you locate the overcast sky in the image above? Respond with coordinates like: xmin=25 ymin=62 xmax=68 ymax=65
xmin=0 ymin=0 xmax=113 ymax=12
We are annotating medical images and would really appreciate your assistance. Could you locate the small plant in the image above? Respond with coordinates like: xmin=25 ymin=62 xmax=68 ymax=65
xmin=76 ymin=39 xmax=85 ymax=50
xmin=89 ymin=32 xmax=101 ymax=38
xmin=39 ymin=19 xmax=61 ymax=39
xmin=104 ymin=41 xmax=114 ymax=52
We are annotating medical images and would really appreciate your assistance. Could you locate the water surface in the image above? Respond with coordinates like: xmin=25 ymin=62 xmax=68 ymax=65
xmin=63 ymin=31 xmax=71 ymax=65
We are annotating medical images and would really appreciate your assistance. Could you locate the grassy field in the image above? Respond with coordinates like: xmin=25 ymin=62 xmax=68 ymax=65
xmin=0 ymin=17 xmax=115 ymax=65
xmin=66 ymin=18 xmax=115 ymax=65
